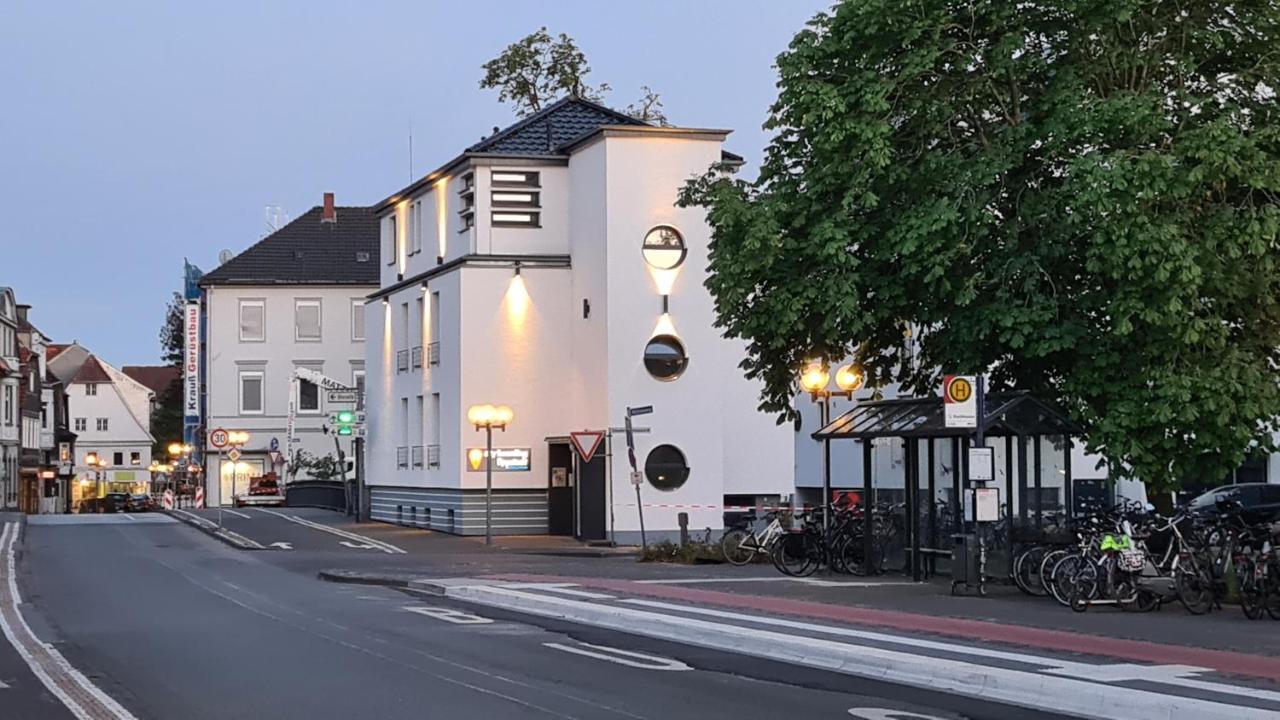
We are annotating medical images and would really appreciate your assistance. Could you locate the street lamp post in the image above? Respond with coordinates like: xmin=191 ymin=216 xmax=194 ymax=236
xmin=218 ymin=431 xmax=250 ymax=529
xmin=467 ymin=404 xmax=513 ymax=546
xmin=799 ymin=361 xmax=866 ymax=531
xmin=167 ymin=442 xmax=192 ymax=507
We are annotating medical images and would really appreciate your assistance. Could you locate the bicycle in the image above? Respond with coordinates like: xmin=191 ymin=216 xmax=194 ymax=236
xmin=720 ymin=510 xmax=787 ymax=566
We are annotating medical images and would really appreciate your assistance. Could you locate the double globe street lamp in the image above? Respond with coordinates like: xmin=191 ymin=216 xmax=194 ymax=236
xmin=799 ymin=360 xmax=866 ymax=530
xmin=467 ymin=404 xmax=513 ymax=546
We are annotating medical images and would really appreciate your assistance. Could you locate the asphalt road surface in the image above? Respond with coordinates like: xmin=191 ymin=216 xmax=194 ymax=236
xmin=5 ymin=513 xmax=1070 ymax=720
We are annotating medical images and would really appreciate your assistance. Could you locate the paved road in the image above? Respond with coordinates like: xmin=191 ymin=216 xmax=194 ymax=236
xmin=7 ymin=514 xmax=1066 ymax=720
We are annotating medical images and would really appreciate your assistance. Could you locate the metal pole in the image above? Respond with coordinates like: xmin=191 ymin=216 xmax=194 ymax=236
xmin=1063 ymin=436 xmax=1074 ymax=517
xmin=927 ymin=438 xmax=936 ymax=569
xmin=821 ymin=395 xmax=831 ymax=531
xmin=908 ymin=439 xmax=921 ymax=581
xmin=606 ymin=431 xmax=614 ymax=546
xmin=951 ymin=437 xmax=962 ymax=532
xmin=862 ymin=438 xmax=874 ymax=576
xmin=484 ymin=424 xmax=493 ymax=546
xmin=1033 ymin=435 xmax=1042 ymax=530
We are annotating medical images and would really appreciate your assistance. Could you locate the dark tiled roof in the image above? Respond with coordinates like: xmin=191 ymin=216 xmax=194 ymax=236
xmin=72 ymin=356 xmax=111 ymax=384
xmin=123 ymin=365 xmax=180 ymax=395
xmin=467 ymin=97 xmax=649 ymax=156
xmin=46 ymin=344 xmax=68 ymax=361
xmin=200 ymin=206 xmax=380 ymax=286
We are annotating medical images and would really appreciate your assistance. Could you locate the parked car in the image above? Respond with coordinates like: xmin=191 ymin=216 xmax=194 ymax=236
xmin=1187 ymin=482 xmax=1280 ymax=522
xmin=127 ymin=494 xmax=157 ymax=512
xmin=80 ymin=493 xmax=131 ymax=514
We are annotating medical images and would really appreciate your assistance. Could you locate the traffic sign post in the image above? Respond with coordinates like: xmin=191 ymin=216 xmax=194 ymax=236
xmin=625 ymin=406 xmax=653 ymax=549
xmin=569 ymin=431 xmax=605 ymax=464
xmin=209 ymin=428 xmax=228 ymax=449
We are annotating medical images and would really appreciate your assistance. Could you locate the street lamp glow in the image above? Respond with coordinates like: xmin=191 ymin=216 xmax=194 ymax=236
xmin=834 ymin=363 xmax=866 ymax=393
xmin=799 ymin=361 xmax=830 ymax=394
xmin=467 ymin=404 xmax=496 ymax=426
xmin=493 ymin=405 xmax=514 ymax=427
xmin=85 ymin=451 xmax=99 ymax=467
xmin=168 ymin=442 xmax=183 ymax=456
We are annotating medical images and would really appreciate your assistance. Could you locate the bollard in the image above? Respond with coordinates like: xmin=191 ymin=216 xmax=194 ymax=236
xmin=678 ymin=512 xmax=689 ymax=546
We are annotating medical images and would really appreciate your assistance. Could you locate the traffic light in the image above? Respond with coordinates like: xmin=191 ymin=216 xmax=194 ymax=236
xmin=331 ymin=410 xmax=356 ymax=436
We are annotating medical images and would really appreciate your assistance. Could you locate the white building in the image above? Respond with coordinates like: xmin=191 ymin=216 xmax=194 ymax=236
xmin=364 ymin=98 xmax=794 ymax=541
xmin=0 ymin=287 xmax=19 ymax=509
xmin=47 ymin=343 xmax=154 ymax=508
xmin=197 ymin=195 xmax=377 ymax=505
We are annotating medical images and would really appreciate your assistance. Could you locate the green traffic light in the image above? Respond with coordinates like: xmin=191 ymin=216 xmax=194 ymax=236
xmin=337 ymin=427 xmax=353 ymax=436
xmin=336 ymin=411 xmax=355 ymax=423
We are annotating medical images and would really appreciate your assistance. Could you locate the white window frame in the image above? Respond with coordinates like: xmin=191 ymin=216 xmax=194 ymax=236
xmin=96 ymin=418 xmax=109 ymax=432
xmin=239 ymin=370 xmax=265 ymax=415
xmin=409 ymin=200 xmax=423 ymax=255
xmin=294 ymin=299 xmax=322 ymax=342
xmin=85 ymin=383 xmax=98 ymax=396
xmin=296 ymin=375 xmax=322 ymax=415
xmin=238 ymin=299 xmax=266 ymax=342
xmin=351 ymin=299 xmax=366 ymax=341
xmin=386 ymin=215 xmax=398 ymax=266
xmin=73 ymin=417 xmax=86 ymax=432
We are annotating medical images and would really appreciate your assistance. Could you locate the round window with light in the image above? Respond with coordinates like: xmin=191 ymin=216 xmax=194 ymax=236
xmin=644 ymin=444 xmax=690 ymax=491
xmin=644 ymin=335 xmax=687 ymax=380
xmin=641 ymin=225 xmax=687 ymax=270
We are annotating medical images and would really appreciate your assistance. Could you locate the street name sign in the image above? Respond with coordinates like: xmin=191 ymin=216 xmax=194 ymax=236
xmin=943 ymin=376 xmax=977 ymax=428
xmin=569 ymin=431 xmax=605 ymax=463
xmin=326 ymin=389 xmax=359 ymax=404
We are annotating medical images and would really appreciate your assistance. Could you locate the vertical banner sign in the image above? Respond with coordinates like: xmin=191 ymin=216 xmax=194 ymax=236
xmin=943 ymin=375 xmax=978 ymax=428
xmin=183 ymin=301 xmax=201 ymax=422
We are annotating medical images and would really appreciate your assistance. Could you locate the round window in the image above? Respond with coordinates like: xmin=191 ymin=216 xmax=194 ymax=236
xmin=643 ymin=334 xmax=687 ymax=380
xmin=642 ymin=225 xmax=687 ymax=270
xmin=644 ymin=445 xmax=689 ymax=491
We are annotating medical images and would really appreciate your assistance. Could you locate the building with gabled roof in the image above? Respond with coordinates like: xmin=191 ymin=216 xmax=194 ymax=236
xmin=363 ymin=97 xmax=790 ymax=541
xmin=48 ymin=342 xmax=154 ymax=508
xmin=0 ymin=287 xmax=19 ymax=509
xmin=197 ymin=193 xmax=379 ymax=505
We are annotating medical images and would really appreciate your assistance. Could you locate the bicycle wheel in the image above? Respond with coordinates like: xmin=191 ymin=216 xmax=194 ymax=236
xmin=1068 ymin=560 xmax=1099 ymax=613
xmin=1049 ymin=554 xmax=1084 ymax=607
xmin=771 ymin=533 xmax=817 ymax=577
xmin=1038 ymin=549 xmax=1068 ymax=598
xmin=1014 ymin=546 xmax=1049 ymax=597
xmin=720 ymin=528 xmax=754 ymax=566
xmin=1238 ymin=559 xmax=1264 ymax=620
xmin=1175 ymin=559 xmax=1215 ymax=615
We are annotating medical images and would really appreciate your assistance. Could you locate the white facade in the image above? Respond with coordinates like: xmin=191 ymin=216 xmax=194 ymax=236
xmin=365 ymin=114 xmax=794 ymax=541
xmin=203 ymin=284 xmax=373 ymax=505
xmin=0 ymin=288 xmax=19 ymax=509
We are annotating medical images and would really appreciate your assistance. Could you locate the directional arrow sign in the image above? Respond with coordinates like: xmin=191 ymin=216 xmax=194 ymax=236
xmin=569 ymin=431 xmax=605 ymax=464
xmin=0 ymin=679 xmax=9 ymax=689
xmin=339 ymin=540 xmax=378 ymax=550
xmin=269 ymin=542 xmax=293 ymax=551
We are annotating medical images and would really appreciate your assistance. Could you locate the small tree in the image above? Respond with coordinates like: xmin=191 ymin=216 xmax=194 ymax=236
xmin=625 ymin=86 xmax=669 ymax=127
xmin=152 ymin=292 xmax=186 ymax=455
xmin=480 ymin=27 xmax=609 ymax=116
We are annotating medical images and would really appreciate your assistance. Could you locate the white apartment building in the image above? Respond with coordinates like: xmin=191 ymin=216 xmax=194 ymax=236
xmin=197 ymin=196 xmax=377 ymax=505
xmin=0 ymin=287 xmax=19 ymax=509
xmin=364 ymin=98 xmax=794 ymax=541
xmin=47 ymin=343 xmax=154 ymax=509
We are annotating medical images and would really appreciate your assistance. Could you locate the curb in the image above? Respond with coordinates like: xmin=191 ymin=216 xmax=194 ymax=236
xmin=164 ymin=509 xmax=266 ymax=550
xmin=317 ymin=569 xmax=414 ymax=588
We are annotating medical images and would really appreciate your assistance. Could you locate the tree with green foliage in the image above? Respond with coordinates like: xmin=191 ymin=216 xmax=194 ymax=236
xmin=480 ymin=27 xmax=669 ymax=124
xmin=678 ymin=1 xmax=1280 ymax=490
xmin=151 ymin=292 xmax=185 ymax=456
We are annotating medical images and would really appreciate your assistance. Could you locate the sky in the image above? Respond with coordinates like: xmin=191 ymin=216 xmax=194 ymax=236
xmin=0 ymin=0 xmax=830 ymax=366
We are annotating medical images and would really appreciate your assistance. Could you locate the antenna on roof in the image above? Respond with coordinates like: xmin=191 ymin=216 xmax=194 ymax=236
xmin=408 ymin=114 xmax=414 ymax=182
xmin=218 ymin=249 xmax=233 ymax=265
xmin=264 ymin=206 xmax=289 ymax=237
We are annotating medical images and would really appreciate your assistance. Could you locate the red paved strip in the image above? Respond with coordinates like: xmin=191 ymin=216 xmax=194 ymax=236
xmin=487 ymin=573 xmax=1280 ymax=682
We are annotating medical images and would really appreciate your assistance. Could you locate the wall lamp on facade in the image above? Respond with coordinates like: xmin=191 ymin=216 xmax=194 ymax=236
xmin=513 ymin=262 xmax=521 ymax=276
xmin=661 ymin=294 xmax=669 ymax=314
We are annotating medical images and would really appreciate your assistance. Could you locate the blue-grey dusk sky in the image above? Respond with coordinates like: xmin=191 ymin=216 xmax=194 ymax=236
xmin=0 ymin=1 xmax=830 ymax=366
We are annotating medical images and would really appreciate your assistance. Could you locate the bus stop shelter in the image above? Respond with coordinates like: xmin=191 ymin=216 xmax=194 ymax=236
xmin=813 ymin=391 xmax=1085 ymax=580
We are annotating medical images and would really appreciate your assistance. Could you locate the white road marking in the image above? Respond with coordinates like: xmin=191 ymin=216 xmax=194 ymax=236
xmin=0 ymin=678 xmax=8 ymax=689
xmin=256 ymin=509 xmax=406 ymax=554
xmin=221 ymin=509 xmax=252 ymax=520
xmin=338 ymin=541 xmax=379 ymax=551
xmin=848 ymin=709 xmax=948 ymax=720
xmin=503 ymin=583 xmax=616 ymax=600
xmin=1 ymin=522 xmax=139 ymax=719
xmin=618 ymin=598 xmax=1280 ymax=705
xmin=268 ymin=542 xmax=293 ymax=551
xmin=403 ymin=606 xmax=493 ymax=624
xmin=444 ymin=583 xmax=1275 ymax=720
xmin=632 ymin=576 xmax=900 ymax=587
xmin=542 ymin=642 xmax=691 ymax=671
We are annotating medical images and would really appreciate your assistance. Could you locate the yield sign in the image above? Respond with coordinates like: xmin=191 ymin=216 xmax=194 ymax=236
xmin=569 ymin=431 xmax=605 ymax=463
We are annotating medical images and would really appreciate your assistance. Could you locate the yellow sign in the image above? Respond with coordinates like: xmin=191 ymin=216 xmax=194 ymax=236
xmin=943 ymin=375 xmax=978 ymax=428
xmin=946 ymin=376 xmax=973 ymax=403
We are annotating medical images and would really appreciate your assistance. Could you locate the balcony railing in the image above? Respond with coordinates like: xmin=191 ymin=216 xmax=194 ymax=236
xmin=411 ymin=345 xmax=423 ymax=369
xmin=411 ymin=445 xmax=424 ymax=468
xmin=396 ymin=349 xmax=409 ymax=373
xmin=426 ymin=444 xmax=441 ymax=468
xmin=427 ymin=341 xmax=440 ymax=366
xmin=396 ymin=446 xmax=408 ymax=469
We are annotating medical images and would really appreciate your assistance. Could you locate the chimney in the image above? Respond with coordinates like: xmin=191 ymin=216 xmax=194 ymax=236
xmin=321 ymin=192 xmax=336 ymax=223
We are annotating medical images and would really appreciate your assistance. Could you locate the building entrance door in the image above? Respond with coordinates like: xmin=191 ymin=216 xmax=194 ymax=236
xmin=547 ymin=442 xmax=574 ymax=536
xmin=576 ymin=453 xmax=606 ymax=541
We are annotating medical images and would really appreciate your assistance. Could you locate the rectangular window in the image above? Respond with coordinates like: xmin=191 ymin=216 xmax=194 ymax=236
xmin=239 ymin=300 xmax=265 ymax=342
xmin=351 ymin=299 xmax=365 ymax=341
xmin=491 ymin=191 xmax=540 ymax=207
xmin=74 ymin=417 xmax=86 ymax=432
xmin=130 ymin=451 xmax=141 ymax=466
xmin=85 ymin=383 xmax=98 ymax=396
xmin=298 ymin=378 xmax=320 ymax=413
xmin=1 ymin=386 xmax=11 ymax=425
xmin=491 ymin=170 xmax=540 ymax=187
xmin=429 ymin=393 xmax=440 ymax=444
xmin=460 ymin=212 xmax=475 ymax=231
xmin=353 ymin=370 xmax=366 ymax=411
xmin=492 ymin=211 xmax=540 ymax=228
xmin=295 ymin=299 xmax=321 ymax=342
xmin=239 ymin=371 xmax=264 ymax=415
xmin=386 ymin=215 xmax=398 ymax=265
xmin=409 ymin=200 xmax=422 ymax=254
xmin=96 ymin=418 xmax=109 ymax=432
xmin=400 ymin=397 xmax=409 ymax=446
xmin=113 ymin=452 xmax=123 ymax=466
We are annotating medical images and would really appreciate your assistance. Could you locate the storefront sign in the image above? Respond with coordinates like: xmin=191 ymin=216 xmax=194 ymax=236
xmin=465 ymin=447 xmax=531 ymax=472
xmin=183 ymin=301 xmax=201 ymax=421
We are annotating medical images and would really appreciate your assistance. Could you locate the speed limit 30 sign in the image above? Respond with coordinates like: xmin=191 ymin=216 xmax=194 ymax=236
xmin=943 ymin=376 xmax=977 ymax=428
xmin=209 ymin=428 xmax=229 ymax=449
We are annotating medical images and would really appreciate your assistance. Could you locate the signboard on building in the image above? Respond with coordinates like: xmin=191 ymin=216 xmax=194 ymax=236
xmin=183 ymin=301 xmax=201 ymax=421
xmin=465 ymin=447 xmax=531 ymax=472
xmin=943 ymin=375 xmax=977 ymax=428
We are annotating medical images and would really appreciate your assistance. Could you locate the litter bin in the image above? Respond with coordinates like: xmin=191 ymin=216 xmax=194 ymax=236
xmin=950 ymin=533 xmax=986 ymax=596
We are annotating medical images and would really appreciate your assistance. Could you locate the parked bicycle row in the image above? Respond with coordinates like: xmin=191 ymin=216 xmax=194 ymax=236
xmin=1013 ymin=498 xmax=1280 ymax=619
